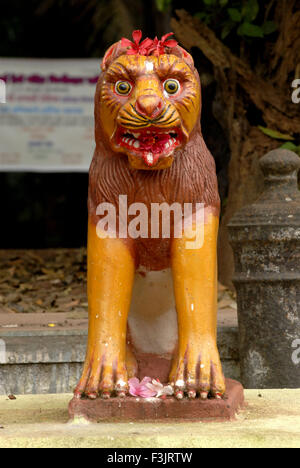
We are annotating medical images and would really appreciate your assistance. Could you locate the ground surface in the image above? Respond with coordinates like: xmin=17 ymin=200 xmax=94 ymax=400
xmin=0 ymin=390 xmax=299 ymax=448
xmin=0 ymin=249 xmax=236 ymax=331
xmin=0 ymin=249 xmax=88 ymax=316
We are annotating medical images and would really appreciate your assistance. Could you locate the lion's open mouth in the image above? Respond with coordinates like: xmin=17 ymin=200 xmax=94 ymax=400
xmin=115 ymin=126 xmax=184 ymax=167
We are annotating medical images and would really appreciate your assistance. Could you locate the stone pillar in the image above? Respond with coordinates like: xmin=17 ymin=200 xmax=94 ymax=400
xmin=228 ymin=149 xmax=300 ymax=389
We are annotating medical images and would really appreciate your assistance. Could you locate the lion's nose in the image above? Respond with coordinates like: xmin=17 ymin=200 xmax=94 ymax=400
xmin=135 ymin=95 xmax=163 ymax=119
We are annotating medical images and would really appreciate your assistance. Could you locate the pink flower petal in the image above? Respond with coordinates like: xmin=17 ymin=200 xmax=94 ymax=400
xmin=128 ymin=377 xmax=141 ymax=396
xmin=151 ymin=379 xmax=164 ymax=389
xmin=138 ymin=386 xmax=157 ymax=398
xmin=129 ymin=377 xmax=140 ymax=385
xmin=121 ymin=38 xmax=134 ymax=48
xmin=140 ymin=38 xmax=154 ymax=56
xmin=164 ymin=39 xmax=178 ymax=48
xmin=129 ymin=377 xmax=157 ymax=397
xmin=132 ymin=30 xmax=142 ymax=45
xmin=146 ymin=383 xmax=161 ymax=394
xmin=129 ymin=377 xmax=174 ymax=398
xmin=161 ymin=32 xmax=175 ymax=42
xmin=146 ymin=380 xmax=174 ymax=398
xmin=140 ymin=38 xmax=153 ymax=48
xmin=140 ymin=376 xmax=152 ymax=385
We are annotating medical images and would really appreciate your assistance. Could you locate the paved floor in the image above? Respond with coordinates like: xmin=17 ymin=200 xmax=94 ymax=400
xmin=0 ymin=389 xmax=299 ymax=448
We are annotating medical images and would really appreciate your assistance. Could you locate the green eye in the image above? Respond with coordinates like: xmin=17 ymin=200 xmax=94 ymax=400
xmin=115 ymin=81 xmax=132 ymax=95
xmin=164 ymin=79 xmax=180 ymax=95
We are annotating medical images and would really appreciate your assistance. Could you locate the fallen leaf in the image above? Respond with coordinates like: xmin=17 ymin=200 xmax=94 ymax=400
xmin=258 ymin=126 xmax=295 ymax=141
xmin=218 ymin=298 xmax=237 ymax=310
xmin=0 ymin=249 xmax=87 ymax=315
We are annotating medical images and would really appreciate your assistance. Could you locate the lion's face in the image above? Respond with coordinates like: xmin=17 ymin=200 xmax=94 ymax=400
xmin=99 ymin=54 xmax=201 ymax=170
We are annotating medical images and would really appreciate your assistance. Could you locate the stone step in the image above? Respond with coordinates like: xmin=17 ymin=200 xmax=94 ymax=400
xmin=0 ymin=309 xmax=239 ymax=395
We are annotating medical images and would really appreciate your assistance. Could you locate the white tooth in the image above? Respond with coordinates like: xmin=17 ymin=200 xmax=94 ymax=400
xmin=134 ymin=141 xmax=140 ymax=148
xmin=124 ymin=138 xmax=129 ymax=143
xmin=165 ymin=142 xmax=170 ymax=148
xmin=146 ymin=153 xmax=153 ymax=164
xmin=133 ymin=133 xmax=140 ymax=138
xmin=129 ymin=139 xmax=134 ymax=146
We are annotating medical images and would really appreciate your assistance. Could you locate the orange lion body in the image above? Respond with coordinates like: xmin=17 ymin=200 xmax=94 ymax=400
xmin=75 ymin=33 xmax=225 ymax=400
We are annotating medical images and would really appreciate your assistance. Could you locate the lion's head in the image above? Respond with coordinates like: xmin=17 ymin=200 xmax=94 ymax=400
xmin=95 ymin=32 xmax=201 ymax=170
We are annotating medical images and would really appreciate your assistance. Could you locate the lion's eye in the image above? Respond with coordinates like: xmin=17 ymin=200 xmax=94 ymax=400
xmin=164 ymin=79 xmax=180 ymax=95
xmin=115 ymin=81 xmax=132 ymax=95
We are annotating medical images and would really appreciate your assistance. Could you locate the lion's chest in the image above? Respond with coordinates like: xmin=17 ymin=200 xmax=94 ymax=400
xmin=128 ymin=268 xmax=178 ymax=358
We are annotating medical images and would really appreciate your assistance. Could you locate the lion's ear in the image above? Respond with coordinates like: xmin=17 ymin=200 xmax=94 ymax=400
xmin=101 ymin=41 xmax=128 ymax=71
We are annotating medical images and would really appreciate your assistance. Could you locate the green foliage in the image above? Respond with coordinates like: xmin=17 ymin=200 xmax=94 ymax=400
xmin=155 ymin=0 xmax=173 ymax=12
xmin=258 ymin=127 xmax=295 ymax=141
xmin=258 ymin=128 xmax=300 ymax=157
xmin=280 ymin=142 xmax=300 ymax=157
xmin=193 ymin=0 xmax=277 ymax=41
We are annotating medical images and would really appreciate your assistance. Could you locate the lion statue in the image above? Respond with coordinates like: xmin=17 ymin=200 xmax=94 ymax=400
xmin=74 ymin=31 xmax=225 ymax=400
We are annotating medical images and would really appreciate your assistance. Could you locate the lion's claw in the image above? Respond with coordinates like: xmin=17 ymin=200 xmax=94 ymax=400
xmin=169 ymin=340 xmax=226 ymax=399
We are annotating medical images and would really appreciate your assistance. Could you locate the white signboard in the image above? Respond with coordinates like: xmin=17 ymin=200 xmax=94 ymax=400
xmin=0 ymin=58 xmax=100 ymax=172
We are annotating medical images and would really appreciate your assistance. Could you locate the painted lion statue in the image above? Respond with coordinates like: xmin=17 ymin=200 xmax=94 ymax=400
xmin=75 ymin=31 xmax=225 ymax=401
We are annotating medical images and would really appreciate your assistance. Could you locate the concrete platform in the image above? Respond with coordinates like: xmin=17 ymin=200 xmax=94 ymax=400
xmin=0 ymin=389 xmax=299 ymax=448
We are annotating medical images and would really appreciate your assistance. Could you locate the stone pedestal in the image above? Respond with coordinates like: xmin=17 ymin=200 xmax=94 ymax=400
xmin=228 ymin=149 xmax=300 ymax=389
xmin=68 ymin=379 xmax=244 ymax=423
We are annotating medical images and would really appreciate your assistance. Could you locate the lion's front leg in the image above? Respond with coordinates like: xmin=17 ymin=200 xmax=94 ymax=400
xmin=74 ymin=220 xmax=135 ymax=399
xmin=170 ymin=210 xmax=225 ymax=399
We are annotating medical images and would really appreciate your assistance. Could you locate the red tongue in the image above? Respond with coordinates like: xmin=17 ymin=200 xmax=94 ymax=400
xmin=139 ymin=134 xmax=170 ymax=166
xmin=142 ymin=152 xmax=160 ymax=167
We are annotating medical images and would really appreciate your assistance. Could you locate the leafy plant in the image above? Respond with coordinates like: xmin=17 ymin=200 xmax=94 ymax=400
xmin=258 ymin=127 xmax=300 ymax=157
xmin=280 ymin=142 xmax=300 ymax=157
xmin=193 ymin=0 xmax=277 ymax=40
xmin=155 ymin=0 xmax=173 ymax=12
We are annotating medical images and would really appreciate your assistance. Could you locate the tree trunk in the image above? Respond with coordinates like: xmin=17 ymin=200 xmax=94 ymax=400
xmin=171 ymin=4 xmax=300 ymax=287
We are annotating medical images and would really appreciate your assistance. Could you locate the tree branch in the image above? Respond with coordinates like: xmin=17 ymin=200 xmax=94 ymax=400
xmin=171 ymin=9 xmax=300 ymax=134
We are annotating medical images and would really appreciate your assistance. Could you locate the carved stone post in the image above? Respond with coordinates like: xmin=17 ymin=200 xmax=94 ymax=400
xmin=228 ymin=149 xmax=300 ymax=388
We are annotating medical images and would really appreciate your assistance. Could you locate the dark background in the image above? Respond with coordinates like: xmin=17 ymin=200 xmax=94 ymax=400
xmin=0 ymin=0 xmax=231 ymax=248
